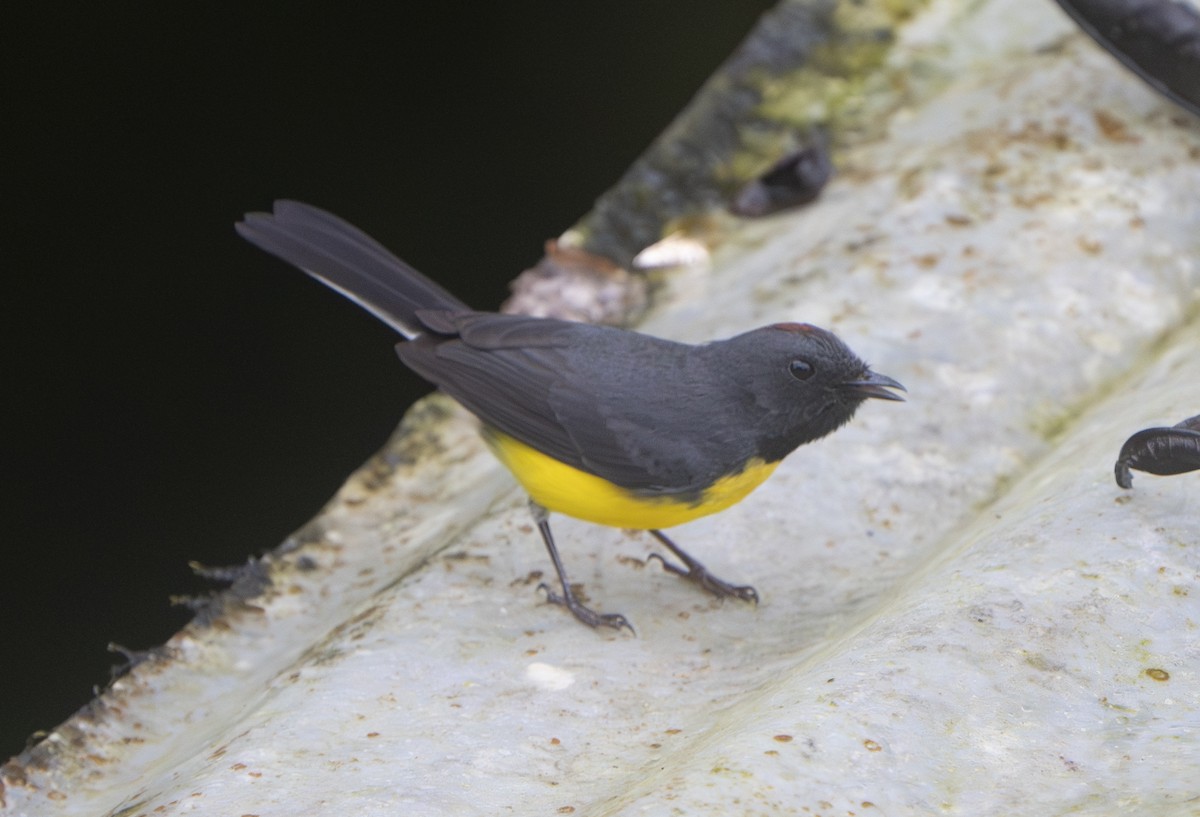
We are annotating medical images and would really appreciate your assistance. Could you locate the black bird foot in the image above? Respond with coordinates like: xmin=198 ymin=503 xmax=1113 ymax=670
xmin=1114 ymin=413 xmax=1200 ymax=488
xmin=646 ymin=554 xmax=760 ymax=602
xmin=647 ymin=530 xmax=759 ymax=604
xmin=537 ymin=582 xmax=635 ymax=634
xmin=529 ymin=501 xmax=636 ymax=634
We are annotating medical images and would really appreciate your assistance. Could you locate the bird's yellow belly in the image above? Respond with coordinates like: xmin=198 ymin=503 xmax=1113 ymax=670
xmin=484 ymin=430 xmax=778 ymax=529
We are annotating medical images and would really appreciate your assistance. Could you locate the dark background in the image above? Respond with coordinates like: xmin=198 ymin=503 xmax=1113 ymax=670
xmin=2 ymin=2 xmax=774 ymax=756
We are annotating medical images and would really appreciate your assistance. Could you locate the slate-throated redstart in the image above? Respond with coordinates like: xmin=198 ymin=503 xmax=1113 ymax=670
xmin=238 ymin=201 xmax=904 ymax=632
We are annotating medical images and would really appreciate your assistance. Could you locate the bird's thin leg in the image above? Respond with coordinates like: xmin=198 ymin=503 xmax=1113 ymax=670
xmin=646 ymin=529 xmax=758 ymax=604
xmin=529 ymin=501 xmax=634 ymax=634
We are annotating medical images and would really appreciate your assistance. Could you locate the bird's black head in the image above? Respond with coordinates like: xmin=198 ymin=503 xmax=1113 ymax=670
xmin=712 ymin=322 xmax=905 ymax=462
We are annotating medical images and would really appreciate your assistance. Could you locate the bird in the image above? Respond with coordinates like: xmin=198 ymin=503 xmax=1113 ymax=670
xmin=237 ymin=200 xmax=905 ymax=632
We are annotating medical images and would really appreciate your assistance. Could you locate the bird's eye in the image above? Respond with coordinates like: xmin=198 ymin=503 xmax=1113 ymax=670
xmin=788 ymin=359 xmax=815 ymax=380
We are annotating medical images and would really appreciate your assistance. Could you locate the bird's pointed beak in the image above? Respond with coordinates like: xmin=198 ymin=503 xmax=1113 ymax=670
xmin=841 ymin=370 xmax=906 ymax=401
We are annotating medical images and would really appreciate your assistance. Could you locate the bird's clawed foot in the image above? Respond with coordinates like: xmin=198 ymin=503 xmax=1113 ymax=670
xmin=647 ymin=530 xmax=759 ymax=604
xmin=538 ymin=582 xmax=635 ymax=635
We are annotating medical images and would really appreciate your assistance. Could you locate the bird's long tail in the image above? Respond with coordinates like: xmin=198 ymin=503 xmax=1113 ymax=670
xmin=236 ymin=200 xmax=469 ymax=338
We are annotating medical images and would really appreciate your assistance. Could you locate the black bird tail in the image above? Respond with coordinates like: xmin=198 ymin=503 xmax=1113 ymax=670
xmin=236 ymin=200 xmax=469 ymax=337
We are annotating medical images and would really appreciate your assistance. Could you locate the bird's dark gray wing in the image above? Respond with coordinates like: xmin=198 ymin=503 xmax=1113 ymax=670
xmin=398 ymin=312 xmax=730 ymax=494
